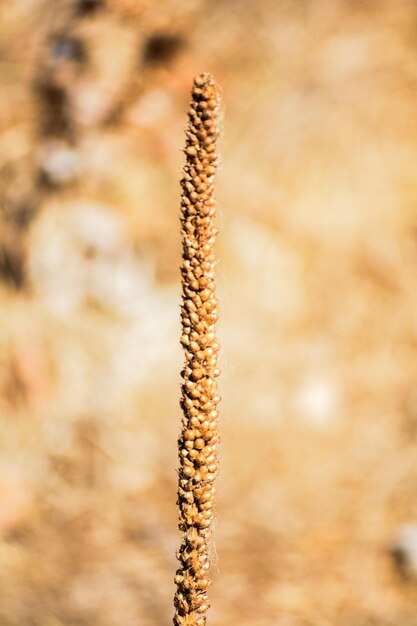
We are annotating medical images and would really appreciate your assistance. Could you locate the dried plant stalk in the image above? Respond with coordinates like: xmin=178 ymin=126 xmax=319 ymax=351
xmin=174 ymin=73 xmax=222 ymax=626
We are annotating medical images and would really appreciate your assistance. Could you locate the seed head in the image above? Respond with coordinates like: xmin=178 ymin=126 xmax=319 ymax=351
xmin=174 ymin=73 xmax=222 ymax=626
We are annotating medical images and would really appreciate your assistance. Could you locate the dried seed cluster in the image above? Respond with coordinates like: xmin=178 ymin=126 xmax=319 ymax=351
xmin=174 ymin=73 xmax=221 ymax=626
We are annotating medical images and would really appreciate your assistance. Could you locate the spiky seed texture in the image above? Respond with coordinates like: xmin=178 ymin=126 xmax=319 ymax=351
xmin=174 ymin=73 xmax=222 ymax=626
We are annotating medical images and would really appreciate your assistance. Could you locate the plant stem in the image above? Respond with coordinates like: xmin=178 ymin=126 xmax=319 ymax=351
xmin=174 ymin=73 xmax=222 ymax=626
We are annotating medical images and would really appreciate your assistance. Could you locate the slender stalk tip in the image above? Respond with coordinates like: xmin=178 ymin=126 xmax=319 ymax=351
xmin=173 ymin=75 xmax=222 ymax=626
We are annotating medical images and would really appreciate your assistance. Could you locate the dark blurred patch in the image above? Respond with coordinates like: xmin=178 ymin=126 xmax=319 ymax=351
xmin=50 ymin=36 xmax=87 ymax=65
xmin=390 ymin=525 xmax=417 ymax=581
xmin=0 ymin=205 xmax=32 ymax=288
xmin=75 ymin=0 xmax=106 ymax=16
xmin=7 ymin=202 xmax=36 ymax=231
xmin=143 ymin=33 xmax=184 ymax=67
xmin=0 ymin=239 xmax=26 ymax=288
xmin=35 ymin=82 xmax=74 ymax=140
xmin=0 ymin=164 xmax=35 ymax=229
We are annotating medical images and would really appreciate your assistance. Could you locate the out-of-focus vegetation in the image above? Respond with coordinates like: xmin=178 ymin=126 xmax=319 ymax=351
xmin=0 ymin=1 xmax=416 ymax=624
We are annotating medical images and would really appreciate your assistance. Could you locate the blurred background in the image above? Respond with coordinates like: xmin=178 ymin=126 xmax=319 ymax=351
xmin=0 ymin=0 xmax=417 ymax=624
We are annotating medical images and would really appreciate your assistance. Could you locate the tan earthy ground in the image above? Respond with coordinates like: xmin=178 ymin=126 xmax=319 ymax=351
xmin=0 ymin=1 xmax=416 ymax=625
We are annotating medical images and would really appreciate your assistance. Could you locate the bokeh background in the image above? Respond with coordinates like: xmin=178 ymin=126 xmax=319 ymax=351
xmin=1 ymin=0 xmax=417 ymax=624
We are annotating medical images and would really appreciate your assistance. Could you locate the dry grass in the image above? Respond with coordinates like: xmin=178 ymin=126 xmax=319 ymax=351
xmin=0 ymin=1 xmax=416 ymax=625
xmin=174 ymin=73 xmax=221 ymax=626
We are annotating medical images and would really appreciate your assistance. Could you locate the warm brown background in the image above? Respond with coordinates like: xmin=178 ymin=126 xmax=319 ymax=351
xmin=0 ymin=1 xmax=416 ymax=624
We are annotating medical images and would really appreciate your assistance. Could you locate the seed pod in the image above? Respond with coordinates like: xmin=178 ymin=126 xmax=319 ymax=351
xmin=174 ymin=73 xmax=222 ymax=626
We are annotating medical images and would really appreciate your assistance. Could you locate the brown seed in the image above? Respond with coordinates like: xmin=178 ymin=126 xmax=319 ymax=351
xmin=198 ymin=517 xmax=210 ymax=528
xmin=185 ymin=146 xmax=197 ymax=156
xmin=202 ymin=428 xmax=213 ymax=442
xmin=200 ymin=490 xmax=213 ymax=502
xmin=190 ymin=368 xmax=203 ymax=381
xmin=193 ymin=487 xmax=203 ymax=499
xmin=194 ymin=74 xmax=206 ymax=87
